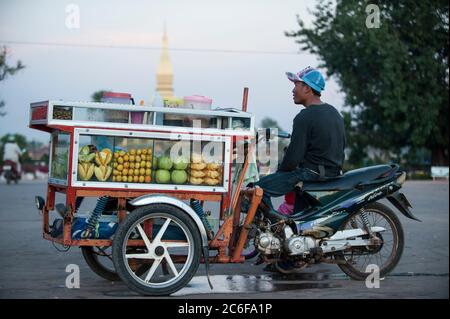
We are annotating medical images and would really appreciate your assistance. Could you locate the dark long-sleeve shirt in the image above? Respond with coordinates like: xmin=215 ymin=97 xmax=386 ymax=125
xmin=279 ymin=103 xmax=346 ymax=175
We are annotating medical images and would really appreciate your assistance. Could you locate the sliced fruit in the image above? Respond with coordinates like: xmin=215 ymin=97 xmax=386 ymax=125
xmin=94 ymin=165 xmax=112 ymax=181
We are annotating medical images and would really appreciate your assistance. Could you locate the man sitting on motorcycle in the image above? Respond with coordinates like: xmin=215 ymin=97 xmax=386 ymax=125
xmin=254 ymin=67 xmax=346 ymax=216
xmin=3 ymin=135 xmax=24 ymax=176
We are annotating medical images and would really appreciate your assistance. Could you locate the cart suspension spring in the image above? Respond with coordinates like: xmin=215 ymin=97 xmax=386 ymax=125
xmin=190 ymin=199 xmax=214 ymax=240
xmin=81 ymin=196 xmax=108 ymax=238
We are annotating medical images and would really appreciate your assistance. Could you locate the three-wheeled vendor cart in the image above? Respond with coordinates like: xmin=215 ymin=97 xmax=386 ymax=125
xmin=29 ymin=89 xmax=263 ymax=296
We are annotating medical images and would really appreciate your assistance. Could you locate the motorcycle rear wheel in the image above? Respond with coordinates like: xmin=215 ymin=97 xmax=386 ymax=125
xmin=336 ymin=202 xmax=404 ymax=280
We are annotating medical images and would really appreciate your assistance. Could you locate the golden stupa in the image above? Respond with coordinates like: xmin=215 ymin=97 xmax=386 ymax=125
xmin=156 ymin=26 xmax=174 ymax=99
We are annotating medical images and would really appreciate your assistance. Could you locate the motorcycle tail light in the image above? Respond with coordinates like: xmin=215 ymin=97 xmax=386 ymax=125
xmin=396 ymin=172 xmax=406 ymax=185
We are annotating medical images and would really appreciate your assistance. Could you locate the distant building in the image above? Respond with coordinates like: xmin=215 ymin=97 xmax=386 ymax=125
xmin=28 ymin=145 xmax=49 ymax=161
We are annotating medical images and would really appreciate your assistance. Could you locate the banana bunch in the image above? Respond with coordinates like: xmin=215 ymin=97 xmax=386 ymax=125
xmin=95 ymin=148 xmax=112 ymax=166
xmin=78 ymin=162 xmax=95 ymax=180
xmin=94 ymin=165 xmax=112 ymax=182
xmin=189 ymin=153 xmax=222 ymax=186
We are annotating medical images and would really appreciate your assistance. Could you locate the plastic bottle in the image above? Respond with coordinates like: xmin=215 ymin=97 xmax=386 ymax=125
xmin=152 ymin=91 xmax=164 ymax=125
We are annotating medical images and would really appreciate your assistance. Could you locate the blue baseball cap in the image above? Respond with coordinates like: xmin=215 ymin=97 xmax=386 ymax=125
xmin=286 ymin=67 xmax=325 ymax=92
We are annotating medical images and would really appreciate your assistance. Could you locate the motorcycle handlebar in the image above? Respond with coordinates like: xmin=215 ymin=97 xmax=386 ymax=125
xmin=256 ymin=128 xmax=291 ymax=141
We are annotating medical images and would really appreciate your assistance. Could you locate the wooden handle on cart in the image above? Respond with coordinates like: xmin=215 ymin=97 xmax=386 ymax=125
xmin=242 ymin=87 xmax=249 ymax=112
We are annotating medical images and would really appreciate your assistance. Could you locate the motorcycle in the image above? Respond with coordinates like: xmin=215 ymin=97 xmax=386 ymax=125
xmin=2 ymin=160 xmax=21 ymax=184
xmin=240 ymin=163 xmax=418 ymax=278
xmin=238 ymin=130 xmax=420 ymax=278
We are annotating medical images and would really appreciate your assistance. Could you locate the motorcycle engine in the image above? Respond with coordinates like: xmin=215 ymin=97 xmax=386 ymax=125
xmin=285 ymin=236 xmax=317 ymax=255
xmin=255 ymin=225 xmax=318 ymax=256
xmin=255 ymin=231 xmax=281 ymax=255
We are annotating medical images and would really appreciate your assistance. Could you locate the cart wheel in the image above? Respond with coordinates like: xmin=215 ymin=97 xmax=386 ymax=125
xmin=81 ymin=246 xmax=120 ymax=282
xmin=112 ymin=204 xmax=201 ymax=296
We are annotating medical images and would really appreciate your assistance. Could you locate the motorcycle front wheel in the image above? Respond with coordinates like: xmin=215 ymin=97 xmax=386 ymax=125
xmin=336 ymin=202 xmax=404 ymax=280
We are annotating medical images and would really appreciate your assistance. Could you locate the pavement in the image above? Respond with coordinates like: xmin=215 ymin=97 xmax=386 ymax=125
xmin=0 ymin=180 xmax=448 ymax=299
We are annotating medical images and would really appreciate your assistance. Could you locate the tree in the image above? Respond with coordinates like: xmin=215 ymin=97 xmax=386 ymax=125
xmin=0 ymin=46 xmax=25 ymax=116
xmin=260 ymin=117 xmax=283 ymax=131
xmin=91 ymin=90 xmax=110 ymax=102
xmin=286 ymin=0 xmax=449 ymax=166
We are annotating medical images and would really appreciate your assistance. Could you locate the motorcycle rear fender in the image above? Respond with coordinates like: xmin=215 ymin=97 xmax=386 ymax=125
xmin=387 ymin=191 xmax=421 ymax=222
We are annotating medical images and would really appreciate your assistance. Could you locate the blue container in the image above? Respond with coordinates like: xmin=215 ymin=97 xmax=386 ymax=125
xmin=71 ymin=214 xmax=118 ymax=240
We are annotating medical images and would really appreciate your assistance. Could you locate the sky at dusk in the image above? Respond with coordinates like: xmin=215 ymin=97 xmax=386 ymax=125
xmin=0 ymin=0 xmax=345 ymax=143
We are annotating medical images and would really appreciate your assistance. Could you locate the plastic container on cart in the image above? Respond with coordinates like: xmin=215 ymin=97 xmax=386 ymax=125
xmin=71 ymin=214 xmax=119 ymax=239
xmin=181 ymin=95 xmax=213 ymax=128
xmin=163 ymin=97 xmax=185 ymax=125
xmin=130 ymin=100 xmax=145 ymax=124
xmin=183 ymin=95 xmax=212 ymax=110
xmin=48 ymin=214 xmax=118 ymax=240
xmin=101 ymin=92 xmax=133 ymax=104
xmin=164 ymin=97 xmax=185 ymax=108
xmin=101 ymin=92 xmax=137 ymax=124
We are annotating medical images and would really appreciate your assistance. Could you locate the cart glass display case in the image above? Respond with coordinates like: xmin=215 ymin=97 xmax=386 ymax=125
xmin=49 ymin=130 xmax=70 ymax=185
xmin=72 ymin=128 xmax=231 ymax=192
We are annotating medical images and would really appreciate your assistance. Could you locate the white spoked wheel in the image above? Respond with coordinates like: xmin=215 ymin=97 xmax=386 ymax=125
xmin=336 ymin=202 xmax=404 ymax=280
xmin=112 ymin=204 xmax=201 ymax=296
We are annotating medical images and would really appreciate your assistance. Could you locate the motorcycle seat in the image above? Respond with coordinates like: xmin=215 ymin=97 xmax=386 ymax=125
xmin=302 ymin=164 xmax=397 ymax=191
